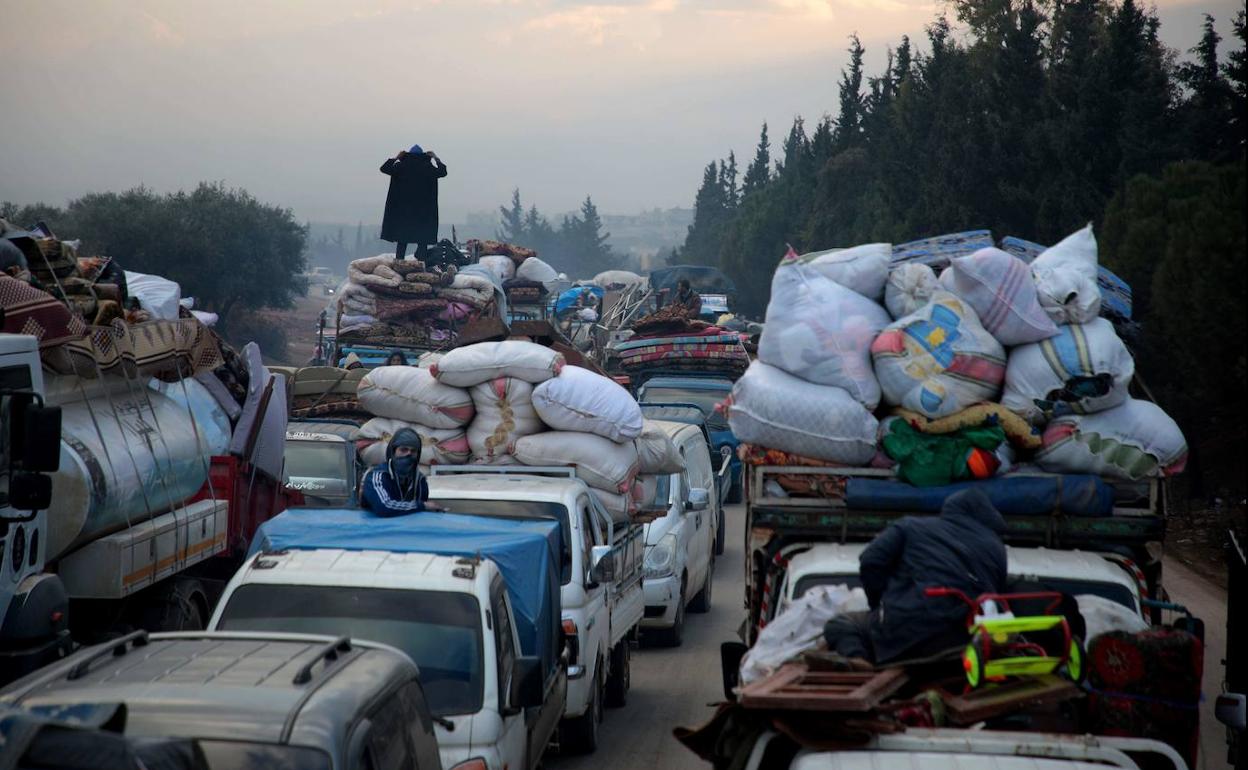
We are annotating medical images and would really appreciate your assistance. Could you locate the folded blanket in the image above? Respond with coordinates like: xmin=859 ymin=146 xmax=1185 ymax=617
xmin=615 ymin=333 xmax=742 ymax=352
xmin=375 ymin=297 xmax=450 ymax=321
xmin=348 ymin=255 xmax=403 ymax=289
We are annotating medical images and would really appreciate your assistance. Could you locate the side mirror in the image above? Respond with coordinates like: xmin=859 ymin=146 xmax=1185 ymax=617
xmin=720 ymin=642 xmax=748 ymax=701
xmin=1216 ymin=693 xmax=1246 ymax=732
xmin=687 ymin=487 xmax=710 ymax=512
xmin=589 ymin=545 xmax=616 ymax=585
xmin=8 ymin=397 xmax=61 ymax=473
xmin=510 ymin=656 xmax=545 ymax=710
xmin=9 ymin=472 xmax=52 ymax=511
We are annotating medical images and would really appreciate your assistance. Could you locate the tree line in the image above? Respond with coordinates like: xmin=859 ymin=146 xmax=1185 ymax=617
xmin=496 ymin=190 xmax=618 ymax=279
xmin=677 ymin=1 xmax=1246 ymax=496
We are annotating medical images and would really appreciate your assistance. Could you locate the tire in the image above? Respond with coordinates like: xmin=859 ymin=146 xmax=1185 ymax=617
xmin=652 ymin=575 xmax=687 ymax=648
xmin=138 ymin=579 xmax=207 ymax=633
xmin=690 ymin=556 xmax=714 ymax=613
xmin=714 ymin=505 xmax=726 ymax=556
xmin=561 ymin=663 xmax=603 ymax=755
xmin=605 ymin=641 xmax=630 ymax=708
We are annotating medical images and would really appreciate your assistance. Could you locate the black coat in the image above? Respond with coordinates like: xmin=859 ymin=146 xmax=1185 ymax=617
xmin=860 ymin=488 xmax=1008 ymax=663
xmin=380 ymin=154 xmax=448 ymax=245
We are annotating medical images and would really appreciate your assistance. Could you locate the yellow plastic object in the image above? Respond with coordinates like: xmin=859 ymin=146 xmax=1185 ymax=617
xmin=962 ymin=615 xmax=1072 ymax=687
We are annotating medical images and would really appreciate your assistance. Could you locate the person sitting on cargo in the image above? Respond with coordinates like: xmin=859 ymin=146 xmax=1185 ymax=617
xmin=385 ymin=349 xmax=408 ymax=366
xmin=360 ymin=428 xmax=440 ymax=516
xmin=822 ymin=487 xmax=1008 ymax=665
xmin=670 ymin=278 xmax=702 ymax=316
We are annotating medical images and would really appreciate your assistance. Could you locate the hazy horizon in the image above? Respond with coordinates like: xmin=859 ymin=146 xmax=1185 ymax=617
xmin=2 ymin=0 xmax=1239 ymax=224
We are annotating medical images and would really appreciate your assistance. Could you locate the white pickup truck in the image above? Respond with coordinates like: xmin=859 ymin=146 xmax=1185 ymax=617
xmin=427 ymin=467 xmax=645 ymax=755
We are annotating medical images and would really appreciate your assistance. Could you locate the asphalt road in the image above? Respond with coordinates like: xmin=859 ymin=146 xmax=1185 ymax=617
xmin=549 ymin=503 xmax=1233 ymax=770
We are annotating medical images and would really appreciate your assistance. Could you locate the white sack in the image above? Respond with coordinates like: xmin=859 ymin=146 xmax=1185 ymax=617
xmin=885 ymin=263 xmax=939 ymax=320
xmin=727 ymin=362 xmax=878 ymax=465
xmin=591 ymin=487 xmax=636 ymax=523
xmin=1031 ymin=224 xmax=1102 ymax=325
xmin=478 ymin=255 xmax=516 ymax=283
xmin=798 ymin=243 xmax=890 ymax=300
xmin=532 ymin=365 xmax=643 ymax=443
xmin=190 ymin=310 xmax=218 ymax=327
xmin=740 ymin=584 xmax=869 ymax=686
xmin=432 ymin=341 xmax=565 ymax=388
xmin=1077 ymin=594 xmax=1149 ymax=642
xmin=1002 ymin=318 xmax=1134 ymax=423
xmin=940 ymin=247 xmax=1059 ymax=345
xmin=593 ymin=270 xmax=645 ymax=288
xmin=354 ymin=417 xmax=470 ymax=466
xmin=516 ymin=256 xmax=559 ymax=287
xmin=357 ymin=367 xmax=475 ymax=429
xmin=757 ymin=263 xmax=891 ymax=409
xmin=1035 ymin=398 xmax=1188 ymax=480
xmin=512 ymin=431 xmax=640 ymax=493
xmin=467 ymin=377 xmax=544 ymax=463
xmin=634 ymin=420 xmax=684 ymax=474
xmin=870 ymin=292 xmax=1006 ymax=418
xmin=124 ymin=271 xmax=182 ymax=320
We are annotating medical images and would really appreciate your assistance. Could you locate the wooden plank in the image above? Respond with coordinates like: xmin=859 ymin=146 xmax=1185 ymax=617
xmin=943 ymin=675 xmax=1081 ymax=725
xmin=740 ymin=664 xmax=908 ymax=712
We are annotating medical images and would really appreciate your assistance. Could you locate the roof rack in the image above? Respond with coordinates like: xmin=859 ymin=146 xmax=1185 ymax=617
xmin=66 ymin=630 xmax=149 ymax=681
xmin=292 ymin=637 xmax=353 ymax=685
xmin=428 ymin=465 xmax=577 ymax=478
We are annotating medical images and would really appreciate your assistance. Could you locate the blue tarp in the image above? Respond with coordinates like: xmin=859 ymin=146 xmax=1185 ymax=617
xmin=250 ymin=509 xmax=562 ymax=680
xmin=554 ymin=285 xmax=604 ymax=316
xmin=648 ymin=265 xmax=737 ymax=297
xmin=845 ymin=475 xmax=1115 ymax=517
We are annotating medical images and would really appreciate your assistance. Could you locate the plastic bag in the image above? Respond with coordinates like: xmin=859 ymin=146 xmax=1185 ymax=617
xmin=532 ymin=365 xmax=643 ymax=443
xmin=727 ymin=362 xmax=878 ymax=465
xmin=884 ymin=263 xmax=939 ymax=320
xmin=512 ymin=431 xmax=641 ymax=493
xmin=432 ymin=341 xmax=565 ymax=388
xmin=124 ymin=271 xmax=182 ymax=320
xmin=1002 ymin=318 xmax=1134 ymax=423
xmin=870 ymin=292 xmax=1006 ymax=418
xmin=1035 ymin=398 xmax=1187 ymax=480
xmin=478 ymin=255 xmax=516 ymax=283
xmin=1077 ymin=594 xmax=1149 ymax=642
xmin=739 ymin=584 xmax=869 ymax=686
xmin=467 ymin=377 xmax=544 ymax=463
xmin=795 ymin=243 xmax=890 ymax=300
xmin=357 ymin=366 xmax=475 ymax=429
xmin=1031 ymin=224 xmax=1102 ymax=325
xmin=757 ymin=262 xmax=891 ymax=409
xmin=939 ymin=247 xmax=1059 ymax=345
xmin=634 ymin=420 xmax=684 ymax=474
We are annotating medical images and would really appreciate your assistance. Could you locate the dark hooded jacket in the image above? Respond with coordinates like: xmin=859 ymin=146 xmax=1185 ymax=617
xmin=860 ymin=488 xmax=1008 ymax=663
xmin=380 ymin=153 xmax=448 ymax=245
xmin=360 ymin=428 xmax=429 ymax=517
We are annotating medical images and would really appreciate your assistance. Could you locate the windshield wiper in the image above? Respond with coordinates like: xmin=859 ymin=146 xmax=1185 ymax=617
xmin=432 ymin=715 xmax=456 ymax=731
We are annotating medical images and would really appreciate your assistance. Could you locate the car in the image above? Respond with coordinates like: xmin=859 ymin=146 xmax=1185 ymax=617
xmin=639 ymin=420 xmax=718 ymax=647
xmin=0 ymin=630 xmax=445 ymax=770
xmin=284 ymin=427 xmax=361 ymax=507
xmin=636 ymin=375 xmax=741 ymax=507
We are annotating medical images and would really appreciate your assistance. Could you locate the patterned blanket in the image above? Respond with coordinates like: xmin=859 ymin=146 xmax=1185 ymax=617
xmin=42 ymin=317 xmax=224 ymax=381
xmin=0 ymin=275 xmax=88 ymax=348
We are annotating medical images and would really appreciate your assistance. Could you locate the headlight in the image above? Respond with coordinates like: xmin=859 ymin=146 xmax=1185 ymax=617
xmin=645 ymin=533 xmax=678 ymax=579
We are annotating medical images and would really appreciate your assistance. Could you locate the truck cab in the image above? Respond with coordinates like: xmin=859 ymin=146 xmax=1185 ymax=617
xmin=210 ymin=509 xmax=568 ymax=770
xmin=284 ymin=429 xmax=359 ymax=507
xmin=426 ymin=468 xmax=645 ymax=754
xmin=636 ymin=376 xmax=741 ymax=504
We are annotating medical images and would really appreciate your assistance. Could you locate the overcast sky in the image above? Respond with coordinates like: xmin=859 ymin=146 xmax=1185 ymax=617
xmin=0 ymin=0 xmax=1239 ymax=225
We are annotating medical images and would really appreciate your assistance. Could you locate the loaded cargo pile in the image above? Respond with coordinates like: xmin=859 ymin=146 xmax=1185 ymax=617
xmin=726 ymin=226 xmax=1186 ymax=513
xmin=351 ymin=340 xmax=682 ymax=521
xmin=469 ymin=238 xmax=563 ymax=309
xmin=607 ymin=305 xmax=751 ymax=379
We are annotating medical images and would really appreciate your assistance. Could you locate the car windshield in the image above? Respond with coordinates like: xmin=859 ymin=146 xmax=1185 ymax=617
xmin=217 ymin=585 xmax=483 ymax=717
xmin=640 ymin=386 xmax=730 ymax=429
xmin=433 ymin=499 xmax=574 ymax=586
xmin=285 ymin=441 xmax=349 ymax=482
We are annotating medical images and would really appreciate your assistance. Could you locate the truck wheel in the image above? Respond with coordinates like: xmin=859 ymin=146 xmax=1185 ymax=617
xmin=605 ymin=642 xmax=630 ymax=708
xmin=561 ymin=664 xmax=603 ymax=754
xmin=653 ymin=575 xmax=687 ymax=648
xmin=714 ymin=505 xmax=726 ymax=556
xmin=690 ymin=557 xmax=713 ymax=613
xmin=139 ymin=579 xmax=208 ymax=633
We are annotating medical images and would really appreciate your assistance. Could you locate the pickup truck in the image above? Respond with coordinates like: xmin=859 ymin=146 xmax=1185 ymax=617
xmin=210 ymin=508 xmax=569 ymax=770
xmin=636 ymin=375 xmax=742 ymax=504
xmin=284 ymin=426 xmax=360 ymax=507
xmin=426 ymin=467 xmax=644 ymax=754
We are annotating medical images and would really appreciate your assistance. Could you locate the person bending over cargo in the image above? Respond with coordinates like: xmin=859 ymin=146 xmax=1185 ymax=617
xmin=823 ymin=488 xmax=1007 ymax=664
xmin=360 ymin=428 xmax=441 ymax=516
xmin=669 ymin=278 xmax=702 ymax=316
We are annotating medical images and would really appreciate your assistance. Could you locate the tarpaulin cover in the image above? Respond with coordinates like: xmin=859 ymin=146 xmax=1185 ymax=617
xmin=648 ymin=266 xmax=737 ymax=297
xmin=249 ymin=509 xmax=562 ymax=679
xmin=845 ymin=474 xmax=1114 ymax=517
xmin=555 ymin=285 xmax=604 ymax=316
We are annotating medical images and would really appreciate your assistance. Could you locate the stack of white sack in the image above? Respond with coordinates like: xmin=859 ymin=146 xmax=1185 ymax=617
xmin=354 ymin=367 xmax=475 ymax=468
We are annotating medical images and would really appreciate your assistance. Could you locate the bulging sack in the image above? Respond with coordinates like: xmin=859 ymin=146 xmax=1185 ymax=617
xmin=478 ymin=255 xmax=516 ymax=283
xmin=1002 ymin=318 xmax=1134 ymax=423
xmin=940 ymin=247 xmax=1059 ymax=346
xmin=512 ymin=431 xmax=641 ymax=493
xmin=885 ymin=263 xmax=939 ymax=320
xmin=532 ymin=365 xmax=643 ymax=443
xmin=757 ymin=262 xmax=891 ymax=409
xmin=467 ymin=377 xmax=544 ymax=463
xmin=357 ymin=367 xmax=475 ymax=429
xmin=355 ymin=418 xmax=470 ymax=466
xmin=433 ymin=341 xmax=565 ymax=388
xmin=1035 ymin=398 xmax=1187 ymax=480
xmin=870 ymin=292 xmax=1006 ymax=419
xmin=592 ymin=487 xmax=636 ymax=523
xmin=727 ymin=362 xmax=878 ymax=465
xmin=634 ymin=420 xmax=684 ymax=474
xmin=516 ymin=256 xmax=559 ymax=287
xmin=795 ymin=243 xmax=891 ymax=300
xmin=1031 ymin=224 xmax=1102 ymax=325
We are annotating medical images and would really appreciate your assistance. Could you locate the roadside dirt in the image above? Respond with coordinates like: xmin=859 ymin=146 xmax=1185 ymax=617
xmin=1165 ymin=504 xmax=1245 ymax=590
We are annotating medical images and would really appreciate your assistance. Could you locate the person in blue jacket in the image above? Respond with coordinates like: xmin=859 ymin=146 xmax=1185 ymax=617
xmin=361 ymin=428 xmax=439 ymax=516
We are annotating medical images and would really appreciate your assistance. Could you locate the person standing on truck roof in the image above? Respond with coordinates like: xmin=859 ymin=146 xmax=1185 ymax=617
xmin=822 ymin=487 xmax=1008 ymax=664
xmin=380 ymin=144 xmax=448 ymax=263
xmin=669 ymin=278 xmax=702 ymax=316
xmin=360 ymin=428 xmax=441 ymax=516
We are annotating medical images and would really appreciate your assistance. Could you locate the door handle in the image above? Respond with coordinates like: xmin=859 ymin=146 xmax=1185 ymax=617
xmin=696 ymin=514 xmax=702 ymax=528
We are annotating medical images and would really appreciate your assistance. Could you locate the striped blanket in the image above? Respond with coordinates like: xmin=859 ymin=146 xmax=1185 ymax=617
xmin=615 ymin=333 xmax=742 ymax=352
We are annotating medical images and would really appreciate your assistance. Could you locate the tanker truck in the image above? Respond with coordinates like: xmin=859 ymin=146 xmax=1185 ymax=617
xmin=0 ymin=332 xmax=297 ymax=685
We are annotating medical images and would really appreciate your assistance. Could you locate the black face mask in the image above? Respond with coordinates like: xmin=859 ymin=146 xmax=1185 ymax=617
xmin=391 ymin=455 xmax=419 ymax=488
